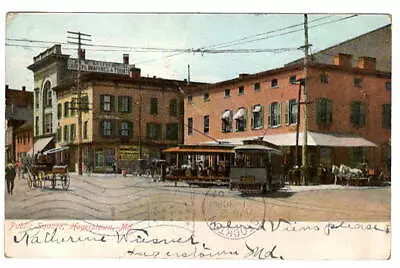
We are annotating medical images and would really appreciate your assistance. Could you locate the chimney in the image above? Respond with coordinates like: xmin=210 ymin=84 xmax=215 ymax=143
xmin=129 ymin=66 xmax=141 ymax=79
xmin=123 ymin=54 xmax=129 ymax=64
xmin=357 ymin=56 xmax=377 ymax=70
xmin=239 ymin=73 xmax=249 ymax=79
xmin=333 ymin=53 xmax=352 ymax=68
xmin=22 ymin=86 xmax=26 ymax=91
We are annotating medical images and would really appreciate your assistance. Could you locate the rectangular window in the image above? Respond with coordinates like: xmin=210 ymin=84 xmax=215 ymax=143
xmin=70 ymin=99 xmax=76 ymax=116
xmin=57 ymin=128 xmax=62 ymax=142
xmin=204 ymin=93 xmax=210 ymax=102
xmin=224 ymin=89 xmax=231 ymax=97
xmin=118 ymin=96 xmax=131 ymax=113
xmin=203 ymin=115 xmax=210 ymax=134
xmin=120 ymin=121 xmax=131 ymax=137
xmin=271 ymin=79 xmax=278 ymax=88
xmin=104 ymin=148 xmax=115 ymax=168
xmin=188 ymin=95 xmax=193 ymax=104
xmin=57 ymin=103 xmax=62 ymax=119
xmin=35 ymin=91 xmax=39 ymax=109
xmin=70 ymin=124 xmax=76 ymax=141
xmin=350 ymin=101 xmax=366 ymax=128
xmin=83 ymin=121 xmax=88 ymax=139
xmin=382 ymin=104 xmax=391 ymax=129
xmin=82 ymin=95 xmax=89 ymax=112
xmin=238 ymin=86 xmax=244 ymax=96
xmin=95 ymin=149 xmax=104 ymax=168
xmin=353 ymin=77 xmax=362 ymax=88
xmin=385 ymin=81 xmax=391 ymax=91
xmin=44 ymin=113 xmax=52 ymax=134
xmin=35 ymin=117 xmax=39 ymax=136
xmin=234 ymin=108 xmax=247 ymax=132
xmin=254 ymin=83 xmax=261 ymax=91
xmin=286 ymin=99 xmax=298 ymax=125
xmin=251 ymin=105 xmax=264 ymax=129
xmin=63 ymin=125 xmax=69 ymax=142
xmin=320 ymin=73 xmax=329 ymax=84
xmin=150 ymin=98 xmax=158 ymax=114
xmin=221 ymin=110 xmax=233 ymax=133
xmin=166 ymin=123 xmax=179 ymax=140
xmin=64 ymin=102 xmax=69 ymax=117
xmin=169 ymin=99 xmax=178 ymax=116
xmin=147 ymin=123 xmax=162 ymax=139
xmin=289 ymin=76 xmax=297 ymax=84
xmin=101 ymin=120 xmax=113 ymax=137
xmin=187 ymin=118 xmax=193 ymax=135
xmin=101 ymin=95 xmax=113 ymax=112
xmin=268 ymin=102 xmax=282 ymax=128
xmin=316 ymin=98 xmax=333 ymax=125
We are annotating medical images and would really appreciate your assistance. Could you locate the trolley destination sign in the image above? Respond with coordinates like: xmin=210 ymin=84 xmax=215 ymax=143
xmin=67 ymin=58 xmax=135 ymax=75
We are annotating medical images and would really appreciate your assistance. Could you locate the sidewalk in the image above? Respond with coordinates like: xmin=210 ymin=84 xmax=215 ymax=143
xmin=282 ymin=184 xmax=389 ymax=193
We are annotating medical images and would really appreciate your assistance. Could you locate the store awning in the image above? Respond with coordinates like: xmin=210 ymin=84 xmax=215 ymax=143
xmin=162 ymin=146 xmax=234 ymax=154
xmin=27 ymin=137 xmax=54 ymax=156
xmin=233 ymin=108 xmax=245 ymax=120
xmin=221 ymin=110 xmax=232 ymax=120
xmin=43 ymin=146 xmax=70 ymax=155
xmin=200 ymin=132 xmax=377 ymax=147
xmin=253 ymin=105 xmax=262 ymax=112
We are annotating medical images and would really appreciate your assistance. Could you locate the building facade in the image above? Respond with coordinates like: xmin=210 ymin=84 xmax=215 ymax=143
xmin=27 ymin=45 xmax=136 ymax=155
xmin=5 ymin=85 xmax=33 ymax=163
xmin=184 ymin=54 xmax=391 ymax=172
xmin=54 ymin=70 xmax=204 ymax=173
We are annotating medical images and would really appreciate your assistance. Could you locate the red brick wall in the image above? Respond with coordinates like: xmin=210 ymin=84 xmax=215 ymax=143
xmin=14 ymin=129 xmax=33 ymax=160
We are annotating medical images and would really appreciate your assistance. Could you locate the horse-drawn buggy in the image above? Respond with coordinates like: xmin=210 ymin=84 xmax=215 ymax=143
xmin=331 ymin=163 xmax=389 ymax=186
xmin=26 ymin=147 xmax=71 ymax=190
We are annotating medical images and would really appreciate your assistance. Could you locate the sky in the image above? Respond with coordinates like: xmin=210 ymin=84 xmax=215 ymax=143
xmin=4 ymin=12 xmax=391 ymax=90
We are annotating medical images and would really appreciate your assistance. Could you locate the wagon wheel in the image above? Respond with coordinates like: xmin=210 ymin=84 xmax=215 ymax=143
xmin=61 ymin=174 xmax=70 ymax=190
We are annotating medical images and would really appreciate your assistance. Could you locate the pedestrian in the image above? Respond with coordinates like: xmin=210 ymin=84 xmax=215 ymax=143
xmin=5 ymin=162 xmax=16 ymax=195
xmin=112 ymin=160 xmax=117 ymax=176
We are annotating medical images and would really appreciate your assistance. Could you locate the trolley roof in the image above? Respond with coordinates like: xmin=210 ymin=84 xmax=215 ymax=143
xmin=234 ymin=144 xmax=282 ymax=155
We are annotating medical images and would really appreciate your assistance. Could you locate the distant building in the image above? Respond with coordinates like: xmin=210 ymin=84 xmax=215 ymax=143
xmin=184 ymin=54 xmax=391 ymax=174
xmin=27 ymin=45 xmax=136 ymax=155
xmin=5 ymin=85 xmax=33 ymax=163
xmin=53 ymin=69 xmax=205 ymax=173
xmin=286 ymin=24 xmax=391 ymax=72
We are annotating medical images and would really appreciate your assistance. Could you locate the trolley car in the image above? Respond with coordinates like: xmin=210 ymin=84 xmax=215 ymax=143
xmin=229 ymin=139 xmax=284 ymax=194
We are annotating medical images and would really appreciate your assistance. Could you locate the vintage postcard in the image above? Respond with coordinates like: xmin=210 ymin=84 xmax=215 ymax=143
xmin=4 ymin=11 xmax=391 ymax=260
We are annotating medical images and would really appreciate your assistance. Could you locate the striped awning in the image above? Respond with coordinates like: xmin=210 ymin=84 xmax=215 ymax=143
xmin=27 ymin=137 xmax=54 ymax=156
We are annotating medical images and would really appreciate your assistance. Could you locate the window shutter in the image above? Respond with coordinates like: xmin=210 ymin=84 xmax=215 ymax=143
xmin=285 ymin=101 xmax=289 ymax=125
xmin=112 ymin=120 xmax=117 ymax=137
xmin=99 ymin=120 xmax=104 ymax=137
xmin=129 ymin=121 xmax=133 ymax=137
xmin=147 ymin=123 xmax=151 ymax=138
xmin=260 ymin=105 xmax=264 ymax=127
xmin=243 ymin=108 xmax=247 ymax=130
xmin=327 ymin=100 xmax=333 ymax=124
xmin=128 ymin=96 xmax=132 ymax=113
xmin=277 ymin=102 xmax=282 ymax=126
xmin=268 ymin=104 xmax=272 ymax=128
xmin=251 ymin=107 xmax=254 ymax=129
xmin=221 ymin=112 xmax=225 ymax=132
xmin=110 ymin=96 xmax=115 ymax=112
xmin=360 ymin=102 xmax=366 ymax=127
xmin=316 ymin=99 xmax=322 ymax=125
xmin=350 ymin=101 xmax=357 ymax=127
xmin=118 ymin=96 xmax=123 ymax=112
xmin=100 ymin=95 xmax=104 ymax=112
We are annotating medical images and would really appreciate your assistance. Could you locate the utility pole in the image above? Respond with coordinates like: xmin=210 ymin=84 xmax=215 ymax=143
xmin=67 ymin=31 xmax=91 ymax=175
xmin=301 ymin=14 xmax=310 ymax=185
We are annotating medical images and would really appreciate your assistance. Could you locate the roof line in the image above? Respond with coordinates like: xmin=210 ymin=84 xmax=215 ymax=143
xmin=286 ymin=24 xmax=391 ymax=65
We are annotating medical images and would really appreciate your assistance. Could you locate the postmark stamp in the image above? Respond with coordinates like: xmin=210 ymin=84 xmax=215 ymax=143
xmin=202 ymin=188 xmax=267 ymax=240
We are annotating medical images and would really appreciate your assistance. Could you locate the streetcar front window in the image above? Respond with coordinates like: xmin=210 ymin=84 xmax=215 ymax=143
xmin=234 ymin=152 xmax=268 ymax=168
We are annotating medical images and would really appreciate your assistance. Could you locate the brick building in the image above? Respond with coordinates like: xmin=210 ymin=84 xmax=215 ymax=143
xmin=184 ymin=54 xmax=391 ymax=173
xmin=54 ymin=69 xmax=205 ymax=173
xmin=5 ymin=85 xmax=34 ymax=163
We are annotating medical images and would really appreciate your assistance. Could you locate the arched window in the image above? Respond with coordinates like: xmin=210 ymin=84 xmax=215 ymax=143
xmin=251 ymin=104 xmax=264 ymax=129
xmin=43 ymin=81 xmax=52 ymax=107
xmin=233 ymin=107 xmax=247 ymax=132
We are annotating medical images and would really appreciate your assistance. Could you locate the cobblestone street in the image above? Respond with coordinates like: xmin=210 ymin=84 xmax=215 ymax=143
xmin=5 ymin=173 xmax=391 ymax=222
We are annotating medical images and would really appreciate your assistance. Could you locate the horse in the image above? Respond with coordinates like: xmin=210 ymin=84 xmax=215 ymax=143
xmin=331 ymin=164 xmax=340 ymax=185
